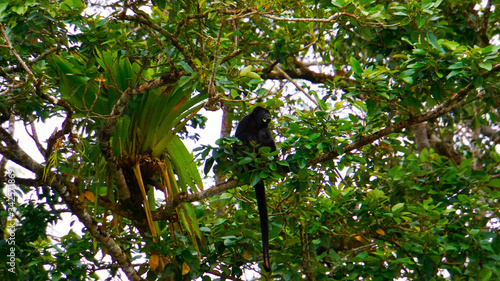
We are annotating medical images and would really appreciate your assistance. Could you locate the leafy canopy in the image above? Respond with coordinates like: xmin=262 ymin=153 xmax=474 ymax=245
xmin=0 ymin=0 xmax=499 ymax=280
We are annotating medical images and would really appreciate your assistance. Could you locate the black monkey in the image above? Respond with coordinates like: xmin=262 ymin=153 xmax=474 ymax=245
xmin=235 ymin=106 xmax=276 ymax=272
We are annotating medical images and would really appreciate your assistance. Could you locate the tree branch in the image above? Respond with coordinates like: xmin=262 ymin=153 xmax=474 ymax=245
xmin=220 ymin=49 xmax=243 ymax=65
xmin=37 ymin=80 xmax=74 ymax=159
xmin=310 ymin=62 xmax=500 ymax=165
xmin=206 ymin=18 xmax=225 ymax=109
xmin=153 ymin=179 xmax=238 ymax=220
xmin=260 ymin=58 xmax=351 ymax=86
xmin=0 ymin=24 xmax=35 ymax=80
xmin=479 ymin=0 xmax=493 ymax=46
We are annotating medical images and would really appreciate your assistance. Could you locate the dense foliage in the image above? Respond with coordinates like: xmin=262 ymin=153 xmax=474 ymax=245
xmin=1 ymin=0 xmax=499 ymax=280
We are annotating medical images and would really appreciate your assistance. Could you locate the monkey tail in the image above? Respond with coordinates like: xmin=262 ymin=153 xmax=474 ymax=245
xmin=254 ymin=180 xmax=271 ymax=272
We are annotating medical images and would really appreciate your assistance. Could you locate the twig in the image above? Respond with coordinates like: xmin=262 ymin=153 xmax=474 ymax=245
xmin=258 ymin=12 xmax=400 ymax=28
xmin=219 ymin=83 xmax=276 ymax=103
xmin=3 ymin=47 xmax=60 ymax=74
xmin=309 ymin=79 xmax=494 ymax=166
xmin=220 ymin=49 xmax=243 ymax=65
xmin=37 ymin=79 xmax=74 ymax=159
xmin=260 ymin=12 xmax=343 ymax=23
xmin=31 ymin=47 xmax=60 ymax=64
xmin=330 ymin=243 xmax=377 ymax=272
xmin=207 ymin=18 xmax=225 ymax=106
xmin=25 ymin=119 xmax=47 ymax=156
xmin=274 ymin=64 xmax=319 ymax=106
xmin=0 ymin=26 xmax=74 ymax=160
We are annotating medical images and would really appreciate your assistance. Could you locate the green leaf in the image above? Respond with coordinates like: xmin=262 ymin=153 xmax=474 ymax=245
xmin=239 ymin=157 xmax=253 ymax=165
xmin=297 ymin=158 xmax=307 ymax=169
xmin=459 ymin=158 xmax=474 ymax=172
xmin=240 ymin=65 xmax=252 ymax=77
xmin=250 ymin=172 xmax=261 ymax=186
xmin=350 ymin=57 xmax=362 ymax=76
xmin=151 ymin=0 xmax=166 ymax=9
xmin=400 ymin=69 xmax=415 ymax=78
xmin=178 ymin=61 xmax=195 ymax=73
xmin=478 ymin=267 xmax=492 ymax=281
xmin=392 ymin=203 xmax=405 ymax=212
xmin=246 ymin=71 xmax=261 ymax=80
xmin=427 ymin=32 xmax=441 ymax=51
xmin=366 ymin=99 xmax=379 ymax=118
xmin=407 ymin=62 xmax=425 ymax=69
xmin=331 ymin=0 xmax=347 ymax=8
xmin=446 ymin=69 xmax=461 ymax=80
xmin=204 ymin=158 xmax=214 ymax=175
xmin=487 ymin=179 xmax=500 ymax=188
xmin=441 ymin=40 xmax=460 ymax=50
xmin=178 ymin=203 xmax=202 ymax=243
xmin=449 ymin=62 xmax=464 ymax=69
xmin=473 ymin=76 xmax=484 ymax=87
xmin=479 ymin=61 xmax=492 ymax=71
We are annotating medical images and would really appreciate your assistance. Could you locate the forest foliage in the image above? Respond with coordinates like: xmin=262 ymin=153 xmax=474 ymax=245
xmin=0 ymin=0 xmax=499 ymax=280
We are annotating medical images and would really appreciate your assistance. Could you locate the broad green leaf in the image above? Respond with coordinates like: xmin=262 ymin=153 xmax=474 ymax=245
xmin=240 ymin=65 xmax=253 ymax=77
xmin=350 ymin=57 xmax=362 ymax=76
xmin=478 ymin=267 xmax=492 ymax=281
xmin=392 ymin=203 xmax=405 ymax=212
xmin=479 ymin=61 xmax=492 ymax=71
xmin=239 ymin=157 xmax=253 ymax=165
xmin=250 ymin=172 xmax=261 ymax=186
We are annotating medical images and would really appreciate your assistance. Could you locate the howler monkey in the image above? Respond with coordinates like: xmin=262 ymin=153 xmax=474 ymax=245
xmin=235 ymin=106 xmax=276 ymax=272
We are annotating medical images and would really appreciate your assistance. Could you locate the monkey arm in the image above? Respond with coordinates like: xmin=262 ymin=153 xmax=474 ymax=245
xmin=258 ymin=129 xmax=277 ymax=152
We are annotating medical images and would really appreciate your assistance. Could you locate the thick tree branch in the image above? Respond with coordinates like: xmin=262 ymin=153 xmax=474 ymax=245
xmin=98 ymin=196 xmax=133 ymax=220
xmin=260 ymin=58 xmax=351 ymax=87
xmin=411 ymin=122 xmax=430 ymax=154
xmin=153 ymin=179 xmax=238 ymax=220
xmin=310 ymin=63 xmax=500 ymax=165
